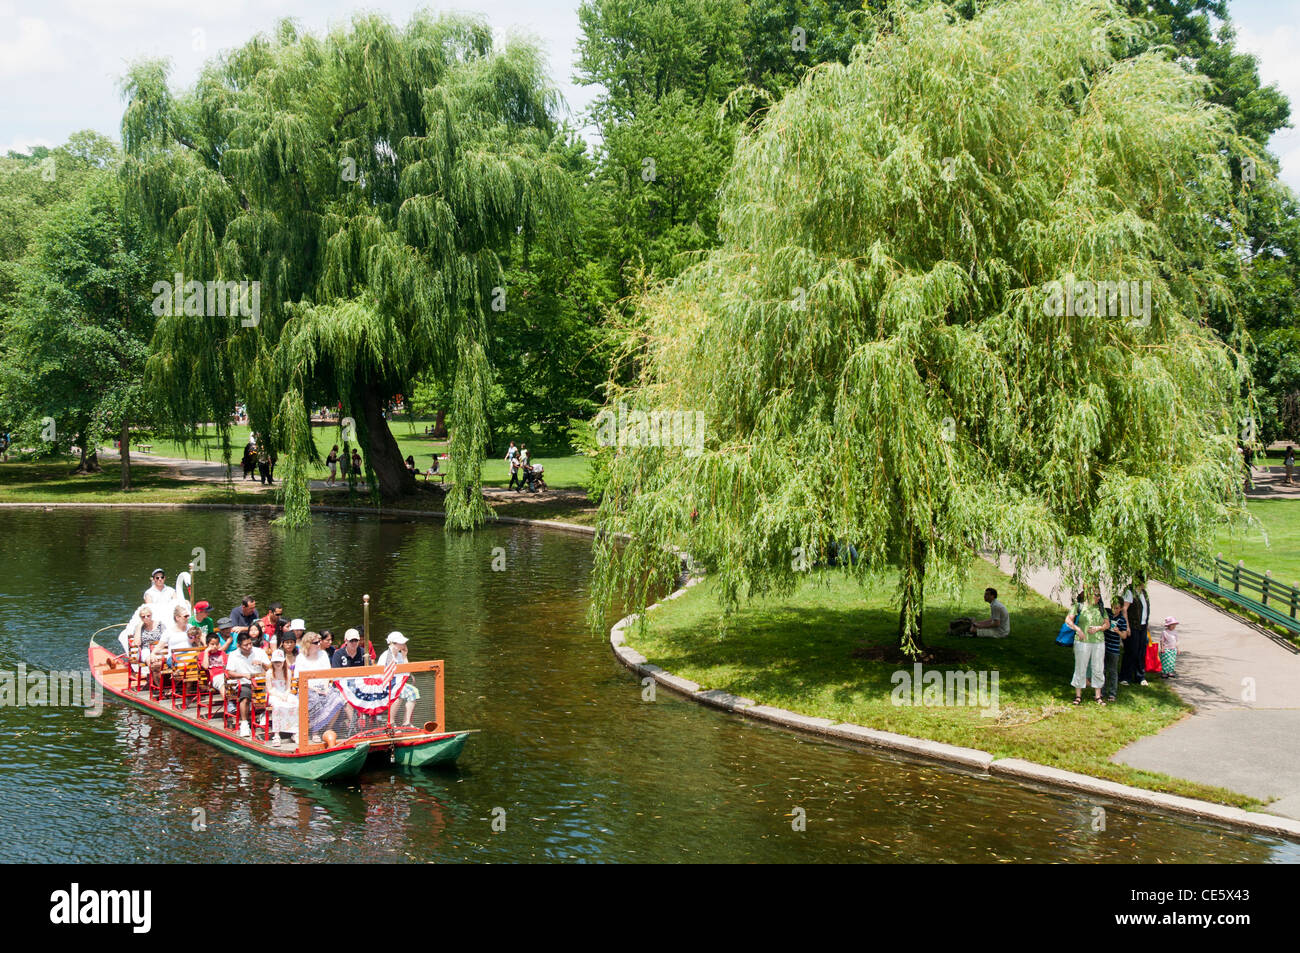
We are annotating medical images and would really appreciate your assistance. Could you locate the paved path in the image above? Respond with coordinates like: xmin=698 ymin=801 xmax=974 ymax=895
xmin=996 ymin=554 xmax=1300 ymax=817
xmin=1245 ymin=465 xmax=1300 ymax=500
xmin=99 ymin=448 xmax=590 ymax=505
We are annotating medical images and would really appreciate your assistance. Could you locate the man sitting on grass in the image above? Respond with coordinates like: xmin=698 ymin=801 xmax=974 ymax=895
xmin=950 ymin=588 xmax=1011 ymax=638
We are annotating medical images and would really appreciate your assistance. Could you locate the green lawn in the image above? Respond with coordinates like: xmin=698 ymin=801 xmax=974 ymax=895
xmin=1213 ymin=500 xmax=1300 ymax=585
xmin=634 ymin=561 xmax=1255 ymax=808
xmin=100 ymin=419 xmax=591 ymax=491
xmin=0 ymin=459 xmax=248 ymax=504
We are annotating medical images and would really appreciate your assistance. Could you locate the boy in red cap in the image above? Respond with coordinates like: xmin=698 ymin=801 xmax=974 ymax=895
xmin=189 ymin=601 xmax=216 ymax=641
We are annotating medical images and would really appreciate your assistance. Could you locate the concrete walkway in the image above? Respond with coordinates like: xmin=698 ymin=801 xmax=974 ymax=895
xmin=995 ymin=554 xmax=1300 ymax=818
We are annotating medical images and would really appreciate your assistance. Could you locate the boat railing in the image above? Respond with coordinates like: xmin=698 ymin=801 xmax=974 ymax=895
xmin=293 ymin=660 xmax=446 ymax=754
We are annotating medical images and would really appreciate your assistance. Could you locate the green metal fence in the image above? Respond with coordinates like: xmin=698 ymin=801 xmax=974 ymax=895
xmin=1173 ymin=554 xmax=1300 ymax=636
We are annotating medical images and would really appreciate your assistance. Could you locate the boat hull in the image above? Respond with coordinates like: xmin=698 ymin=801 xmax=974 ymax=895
xmin=89 ymin=642 xmax=371 ymax=782
xmin=391 ymin=731 xmax=471 ymax=769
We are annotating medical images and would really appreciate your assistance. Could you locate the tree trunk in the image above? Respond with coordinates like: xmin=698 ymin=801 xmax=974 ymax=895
xmin=358 ymin=382 xmax=415 ymax=500
xmin=433 ymin=408 xmax=448 ymax=439
xmin=74 ymin=429 xmax=102 ymax=474
xmin=897 ymin=535 xmax=927 ymax=658
xmin=120 ymin=418 xmax=131 ymax=490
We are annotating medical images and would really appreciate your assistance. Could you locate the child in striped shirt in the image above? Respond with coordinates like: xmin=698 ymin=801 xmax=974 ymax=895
xmin=1104 ymin=596 xmax=1128 ymax=703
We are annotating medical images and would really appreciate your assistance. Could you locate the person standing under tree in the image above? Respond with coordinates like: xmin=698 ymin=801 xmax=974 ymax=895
xmin=326 ymin=445 xmax=339 ymax=486
xmin=1121 ymin=580 xmax=1150 ymax=687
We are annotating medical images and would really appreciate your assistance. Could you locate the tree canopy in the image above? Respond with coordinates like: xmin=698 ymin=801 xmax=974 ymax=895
xmin=590 ymin=0 xmax=1257 ymax=655
xmin=121 ymin=12 xmax=570 ymax=526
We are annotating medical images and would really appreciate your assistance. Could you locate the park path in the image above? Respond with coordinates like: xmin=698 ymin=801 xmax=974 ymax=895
xmin=98 ymin=447 xmax=589 ymax=504
xmin=995 ymin=554 xmax=1300 ymax=818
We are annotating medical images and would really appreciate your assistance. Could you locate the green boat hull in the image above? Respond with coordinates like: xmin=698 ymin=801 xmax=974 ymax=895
xmin=110 ymin=685 xmax=371 ymax=782
xmin=391 ymin=732 xmax=471 ymax=769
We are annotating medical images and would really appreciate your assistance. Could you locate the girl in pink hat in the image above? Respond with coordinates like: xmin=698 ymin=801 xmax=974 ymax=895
xmin=1159 ymin=617 xmax=1179 ymax=678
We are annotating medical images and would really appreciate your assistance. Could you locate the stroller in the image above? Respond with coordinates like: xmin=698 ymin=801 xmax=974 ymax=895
xmin=522 ymin=463 xmax=547 ymax=492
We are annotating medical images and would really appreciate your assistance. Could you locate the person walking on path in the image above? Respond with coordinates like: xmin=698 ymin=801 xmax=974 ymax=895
xmin=1121 ymin=580 xmax=1150 ymax=687
xmin=1067 ymin=585 xmax=1109 ymax=705
xmin=1286 ymin=446 xmax=1296 ymax=487
xmin=326 ymin=445 xmax=339 ymax=486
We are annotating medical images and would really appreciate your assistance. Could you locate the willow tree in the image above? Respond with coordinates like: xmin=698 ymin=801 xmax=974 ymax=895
xmin=591 ymin=0 xmax=1257 ymax=656
xmin=121 ymin=13 xmax=568 ymax=526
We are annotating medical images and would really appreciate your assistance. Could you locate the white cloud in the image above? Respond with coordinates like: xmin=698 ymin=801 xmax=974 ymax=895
xmin=0 ymin=135 xmax=56 ymax=156
xmin=0 ymin=18 xmax=68 ymax=77
xmin=1235 ymin=23 xmax=1300 ymax=192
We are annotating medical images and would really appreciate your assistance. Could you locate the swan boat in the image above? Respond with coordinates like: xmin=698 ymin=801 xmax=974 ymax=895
xmin=90 ymin=579 xmax=474 ymax=782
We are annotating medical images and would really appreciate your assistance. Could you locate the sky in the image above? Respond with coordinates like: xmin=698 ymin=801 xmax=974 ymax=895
xmin=2 ymin=0 xmax=1299 ymax=191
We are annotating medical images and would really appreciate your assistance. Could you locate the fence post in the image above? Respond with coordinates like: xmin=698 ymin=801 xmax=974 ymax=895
xmin=1263 ymin=570 xmax=1271 ymax=607
xmin=1234 ymin=560 xmax=1243 ymax=594
xmin=1293 ymin=584 xmax=1299 ymax=622
xmin=1214 ymin=553 xmax=1222 ymax=588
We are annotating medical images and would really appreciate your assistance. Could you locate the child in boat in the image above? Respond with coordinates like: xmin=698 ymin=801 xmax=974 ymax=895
xmin=267 ymin=650 xmax=299 ymax=747
xmin=200 ymin=635 xmax=227 ymax=700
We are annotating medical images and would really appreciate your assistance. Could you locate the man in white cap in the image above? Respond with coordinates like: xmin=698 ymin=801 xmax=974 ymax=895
xmin=330 ymin=628 xmax=369 ymax=668
xmin=143 ymin=569 xmax=175 ymax=606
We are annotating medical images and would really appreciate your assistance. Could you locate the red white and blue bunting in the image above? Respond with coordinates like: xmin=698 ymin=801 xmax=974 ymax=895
xmin=335 ymin=674 xmax=410 ymax=715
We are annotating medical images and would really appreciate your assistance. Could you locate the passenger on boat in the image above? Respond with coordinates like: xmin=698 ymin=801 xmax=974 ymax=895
xmin=200 ymin=634 xmax=227 ymax=699
xmin=318 ymin=629 xmax=335 ymax=657
xmin=215 ymin=616 xmax=235 ymax=652
xmin=247 ymin=621 xmax=266 ymax=649
xmin=288 ymin=618 xmax=306 ymax=644
xmin=378 ymin=632 xmax=418 ymax=727
xmin=331 ymin=629 xmax=368 ymax=668
xmin=164 ymin=605 xmax=194 ymax=655
xmin=267 ymin=650 xmax=299 ymax=747
xmin=227 ymin=596 xmax=258 ymax=636
xmin=186 ymin=624 xmax=205 ymax=649
xmin=280 ymin=631 xmax=298 ymax=666
xmin=225 ymin=632 xmax=270 ymax=738
xmin=296 ymin=632 xmax=337 ymax=744
xmin=260 ymin=603 xmax=287 ymax=644
xmin=143 ymin=569 xmax=175 ymax=606
xmin=188 ymin=601 xmax=215 ymax=641
xmin=125 ymin=606 xmax=165 ymax=672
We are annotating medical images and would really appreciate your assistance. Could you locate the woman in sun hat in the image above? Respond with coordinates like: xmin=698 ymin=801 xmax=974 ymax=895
xmin=1159 ymin=616 xmax=1179 ymax=678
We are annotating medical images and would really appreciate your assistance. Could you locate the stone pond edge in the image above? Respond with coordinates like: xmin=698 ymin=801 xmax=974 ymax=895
xmin=11 ymin=501 xmax=1300 ymax=840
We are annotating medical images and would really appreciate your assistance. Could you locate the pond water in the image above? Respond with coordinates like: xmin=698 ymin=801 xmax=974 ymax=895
xmin=0 ymin=508 xmax=1294 ymax=863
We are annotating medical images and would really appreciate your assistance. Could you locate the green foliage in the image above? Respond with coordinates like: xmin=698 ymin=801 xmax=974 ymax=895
xmin=591 ymin=0 xmax=1254 ymax=656
xmin=0 ymin=156 xmax=162 ymax=464
xmin=120 ymin=11 xmax=571 ymax=526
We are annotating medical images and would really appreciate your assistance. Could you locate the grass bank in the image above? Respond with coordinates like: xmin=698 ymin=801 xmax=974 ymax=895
xmin=0 ymin=459 xmax=596 ymax=525
xmin=632 ymin=560 xmax=1257 ymax=809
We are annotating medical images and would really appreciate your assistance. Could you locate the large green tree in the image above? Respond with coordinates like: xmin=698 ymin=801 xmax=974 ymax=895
xmin=121 ymin=13 xmax=569 ymax=526
xmin=591 ymin=0 xmax=1255 ymax=655
xmin=0 ymin=155 xmax=162 ymax=483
